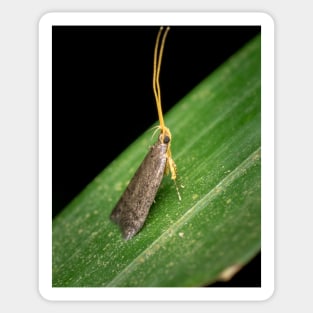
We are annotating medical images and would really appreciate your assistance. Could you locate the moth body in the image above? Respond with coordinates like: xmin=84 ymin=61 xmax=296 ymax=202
xmin=110 ymin=135 xmax=169 ymax=240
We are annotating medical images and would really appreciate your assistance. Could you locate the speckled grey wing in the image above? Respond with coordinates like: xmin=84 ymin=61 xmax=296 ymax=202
xmin=110 ymin=141 xmax=168 ymax=240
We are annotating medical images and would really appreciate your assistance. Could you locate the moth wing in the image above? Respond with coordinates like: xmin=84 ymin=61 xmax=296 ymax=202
xmin=110 ymin=142 xmax=167 ymax=240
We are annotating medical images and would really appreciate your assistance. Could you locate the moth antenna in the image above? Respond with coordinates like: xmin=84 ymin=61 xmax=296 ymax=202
xmin=153 ymin=26 xmax=170 ymax=137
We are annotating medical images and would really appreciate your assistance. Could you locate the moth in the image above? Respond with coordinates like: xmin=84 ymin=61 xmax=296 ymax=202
xmin=110 ymin=27 xmax=179 ymax=240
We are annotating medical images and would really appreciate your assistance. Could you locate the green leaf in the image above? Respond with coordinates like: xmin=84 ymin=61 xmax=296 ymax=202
xmin=53 ymin=34 xmax=261 ymax=287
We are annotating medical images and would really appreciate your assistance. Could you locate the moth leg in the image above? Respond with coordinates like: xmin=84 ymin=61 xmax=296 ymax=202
xmin=166 ymin=154 xmax=177 ymax=180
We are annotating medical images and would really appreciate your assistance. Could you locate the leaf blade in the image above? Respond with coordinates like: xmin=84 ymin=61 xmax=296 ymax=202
xmin=53 ymin=34 xmax=261 ymax=287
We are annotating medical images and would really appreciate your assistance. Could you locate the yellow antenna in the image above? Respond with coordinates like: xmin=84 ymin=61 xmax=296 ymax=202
xmin=152 ymin=26 xmax=181 ymax=200
xmin=153 ymin=26 xmax=170 ymax=137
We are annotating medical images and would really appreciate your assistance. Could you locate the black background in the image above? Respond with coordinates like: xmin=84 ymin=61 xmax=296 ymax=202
xmin=52 ymin=25 xmax=261 ymax=287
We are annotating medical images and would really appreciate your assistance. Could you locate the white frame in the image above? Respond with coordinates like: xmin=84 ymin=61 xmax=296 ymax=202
xmin=39 ymin=12 xmax=274 ymax=301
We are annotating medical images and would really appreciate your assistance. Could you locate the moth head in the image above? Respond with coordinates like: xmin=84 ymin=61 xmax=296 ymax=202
xmin=158 ymin=126 xmax=172 ymax=145
xmin=163 ymin=135 xmax=170 ymax=144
